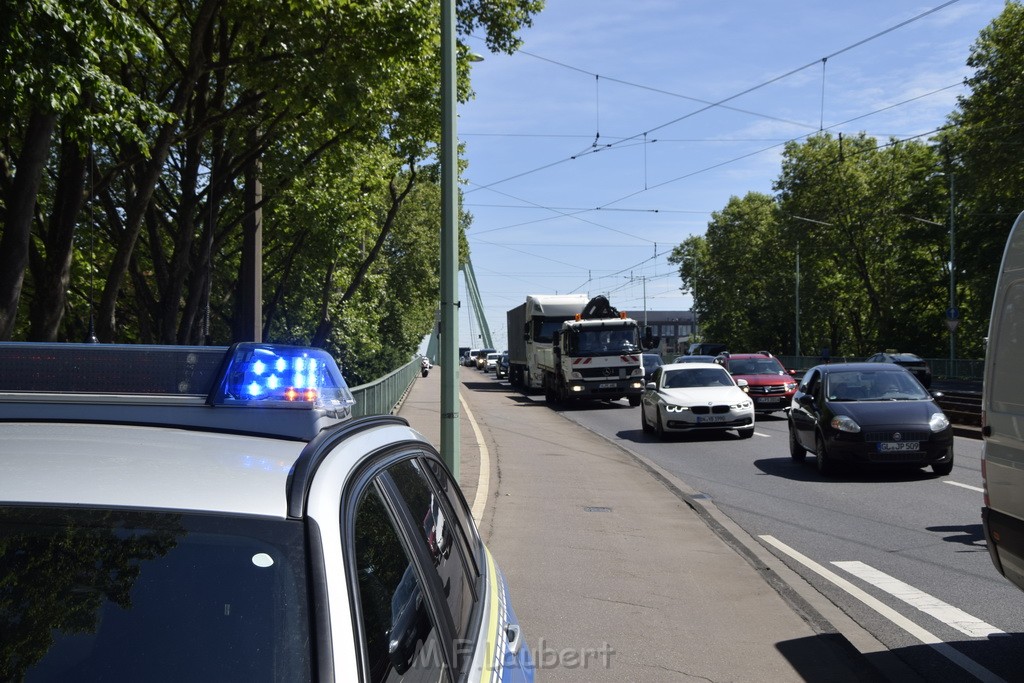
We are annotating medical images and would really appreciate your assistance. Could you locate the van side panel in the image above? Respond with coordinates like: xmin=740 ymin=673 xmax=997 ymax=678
xmin=983 ymin=210 xmax=1024 ymax=591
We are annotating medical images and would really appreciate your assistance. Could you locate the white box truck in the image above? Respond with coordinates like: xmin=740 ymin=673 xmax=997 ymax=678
xmin=507 ymin=294 xmax=649 ymax=405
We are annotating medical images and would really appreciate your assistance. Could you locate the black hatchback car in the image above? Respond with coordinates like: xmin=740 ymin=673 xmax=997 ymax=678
xmin=864 ymin=351 xmax=932 ymax=388
xmin=787 ymin=362 xmax=953 ymax=476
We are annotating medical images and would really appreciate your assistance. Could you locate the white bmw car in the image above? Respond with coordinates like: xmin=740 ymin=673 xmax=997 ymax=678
xmin=640 ymin=362 xmax=755 ymax=439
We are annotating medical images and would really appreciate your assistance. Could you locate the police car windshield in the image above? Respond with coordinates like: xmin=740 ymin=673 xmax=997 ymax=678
xmin=0 ymin=506 xmax=312 ymax=681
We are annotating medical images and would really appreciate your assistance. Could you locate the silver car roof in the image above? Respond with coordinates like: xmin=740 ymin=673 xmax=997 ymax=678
xmin=0 ymin=422 xmax=304 ymax=516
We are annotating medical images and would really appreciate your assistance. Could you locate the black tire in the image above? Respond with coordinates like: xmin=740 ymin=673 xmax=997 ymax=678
xmin=789 ymin=424 xmax=807 ymax=462
xmin=641 ymin=407 xmax=654 ymax=433
xmin=628 ymin=395 xmax=641 ymax=407
xmin=815 ymin=433 xmax=834 ymax=476
xmin=932 ymin=452 xmax=954 ymax=476
xmin=655 ymin=412 xmax=666 ymax=440
xmin=738 ymin=427 xmax=754 ymax=439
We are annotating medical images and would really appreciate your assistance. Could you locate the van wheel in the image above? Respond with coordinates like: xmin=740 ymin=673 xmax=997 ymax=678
xmin=932 ymin=453 xmax=954 ymax=476
xmin=789 ymin=424 xmax=806 ymax=462
xmin=815 ymin=433 xmax=834 ymax=476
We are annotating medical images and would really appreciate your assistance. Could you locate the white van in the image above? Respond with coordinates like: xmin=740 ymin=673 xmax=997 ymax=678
xmin=982 ymin=209 xmax=1024 ymax=592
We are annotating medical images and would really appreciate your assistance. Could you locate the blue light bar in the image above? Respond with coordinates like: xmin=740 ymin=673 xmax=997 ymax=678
xmin=210 ymin=343 xmax=355 ymax=419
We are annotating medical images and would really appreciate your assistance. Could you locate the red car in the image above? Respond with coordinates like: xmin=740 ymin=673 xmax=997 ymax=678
xmin=718 ymin=352 xmax=798 ymax=414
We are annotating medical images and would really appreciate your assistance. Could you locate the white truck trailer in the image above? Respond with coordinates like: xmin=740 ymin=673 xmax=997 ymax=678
xmin=507 ymin=294 xmax=649 ymax=405
xmin=506 ymin=294 xmax=588 ymax=391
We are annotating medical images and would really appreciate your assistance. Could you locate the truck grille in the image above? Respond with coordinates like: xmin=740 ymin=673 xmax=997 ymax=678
xmin=577 ymin=367 xmax=627 ymax=379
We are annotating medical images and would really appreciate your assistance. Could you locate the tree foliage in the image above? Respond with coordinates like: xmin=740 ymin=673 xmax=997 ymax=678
xmin=0 ymin=0 xmax=543 ymax=383
xmin=675 ymin=2 xmax=1024 ymax=361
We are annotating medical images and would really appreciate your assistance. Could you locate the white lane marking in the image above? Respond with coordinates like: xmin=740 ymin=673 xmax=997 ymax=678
xmin=945 ymin=480 xmax=984 ymax=493
xmin=754 ymin=431 xmax=770 ymax=437
xmin=760 ymin=535 xmax=1006 ymax=683
xmin=833 ymin=561 xmax=1004 ymax=638
xmin=460 ymin=393 xmax=491 ymax=524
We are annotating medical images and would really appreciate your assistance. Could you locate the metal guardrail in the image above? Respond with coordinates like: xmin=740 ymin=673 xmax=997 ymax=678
xmin=775 ymin=355 xmax=984 ymax=382
xmin=349 ymin=358 xmax=420 ymax=418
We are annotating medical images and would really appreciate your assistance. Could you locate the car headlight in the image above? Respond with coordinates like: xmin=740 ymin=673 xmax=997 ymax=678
xmin=830 ymin=415 xmax=860 ymax=433
xmin=730 ymin=400 xmax=752 ymax=409
xmin=930 ymin=412 xmax=950 ymax=432
xmin=664 ymin=404 xmax=689 ymax=413
xmin=784 ymin=382 xmax=797 ymax=391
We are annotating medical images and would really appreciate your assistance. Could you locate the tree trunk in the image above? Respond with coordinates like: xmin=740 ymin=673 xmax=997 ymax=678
xmin=0 ymin=110 xmax=56 ymax=339
xmin=95 ymin=0 xmax=222 ymax=341
xmin=29 ymin=129 xmax=88 ymax=341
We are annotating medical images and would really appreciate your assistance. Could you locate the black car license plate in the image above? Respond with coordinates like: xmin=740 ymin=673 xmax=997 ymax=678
xmin=878 ymin=441 xmax=920 ymax=453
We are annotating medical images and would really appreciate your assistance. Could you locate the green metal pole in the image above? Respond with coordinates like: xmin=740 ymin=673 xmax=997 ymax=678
xmin=440 ymin=0 xmax=460 ymax=478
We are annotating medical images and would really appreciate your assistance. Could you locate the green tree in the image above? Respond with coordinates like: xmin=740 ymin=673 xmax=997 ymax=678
xmin=0 ymin=0 xmax=543 ymax=382
xmin=938 ymin=1 xmax=1024 ymax=358
xmin=774 ymin=133 xmax=946 ymax=356
xmin=670 ymin=192 xmax=791 ymax=351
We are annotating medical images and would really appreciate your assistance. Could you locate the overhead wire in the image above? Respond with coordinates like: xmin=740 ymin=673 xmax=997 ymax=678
xmin=467 ymin=0 xmax=963 ymax=193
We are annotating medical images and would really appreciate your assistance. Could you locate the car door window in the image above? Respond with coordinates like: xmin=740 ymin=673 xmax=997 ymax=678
xmin=425 ymin=459 xmax=481 ymax=578
xmin=802 ymin=370 xmax=820 ymax=401
xmin=353 ymin=483 xmax=444 ymax=683
xmin=387 ymin=459 xmax=477 ymax=651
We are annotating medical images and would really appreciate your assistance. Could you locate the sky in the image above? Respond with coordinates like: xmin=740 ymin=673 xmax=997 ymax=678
xmin=451 ymin=0 xmax=1005 ymax=350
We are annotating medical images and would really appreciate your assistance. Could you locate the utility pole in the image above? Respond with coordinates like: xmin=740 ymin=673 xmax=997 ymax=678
xmin=439 ymin=0 xmax=459 ymax=477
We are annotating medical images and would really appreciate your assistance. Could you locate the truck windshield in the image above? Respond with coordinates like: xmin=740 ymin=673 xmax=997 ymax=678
xmin=575 ymin=327 xmax=640 ymax=355
xmin=0 ymin=506 xmax=312 ymax=681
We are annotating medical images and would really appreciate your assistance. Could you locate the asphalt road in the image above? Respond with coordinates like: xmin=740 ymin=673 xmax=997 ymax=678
xmin=545 ymin=396 xmax=1022 ymax=682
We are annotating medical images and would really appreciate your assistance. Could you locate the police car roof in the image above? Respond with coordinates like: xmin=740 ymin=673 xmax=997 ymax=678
xmin=0 ymin=342 xmax=356 ymax=441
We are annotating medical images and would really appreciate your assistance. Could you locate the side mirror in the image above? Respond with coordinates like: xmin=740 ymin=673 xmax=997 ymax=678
xmin=645 ymin=382 xmax=656 ymax=391
xmin=736 ymin=378 xmax=749 ymax=388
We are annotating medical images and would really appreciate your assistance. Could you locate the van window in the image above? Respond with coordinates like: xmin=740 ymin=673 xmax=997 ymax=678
xmin=991 ymin=279 xmax=1024 ymax=410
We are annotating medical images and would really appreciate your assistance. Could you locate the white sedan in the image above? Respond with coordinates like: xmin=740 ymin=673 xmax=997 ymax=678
xmin=640 ymin=362 xmax=755 ymax=439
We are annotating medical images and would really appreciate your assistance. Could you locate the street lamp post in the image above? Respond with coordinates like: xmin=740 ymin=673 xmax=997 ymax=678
xmin=790 ymin=215 xmax=833 ymax=360
xmin=947 ymin=173 xmax=957 ymax=364
xmin=919 ymin=170 xmax=957 ymax=363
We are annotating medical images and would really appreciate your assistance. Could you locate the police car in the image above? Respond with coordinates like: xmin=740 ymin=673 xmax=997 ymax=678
xmin=0 ymin=342 xmax=533 ymax=682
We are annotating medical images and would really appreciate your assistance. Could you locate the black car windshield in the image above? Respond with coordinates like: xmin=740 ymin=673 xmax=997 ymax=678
xmin=0 ymin=506 xmax=311 ymax=681
xmin=728 ymin=359 xmax=785 ymax=375
xmin=826 ymin=370 xmax=929 ymax=401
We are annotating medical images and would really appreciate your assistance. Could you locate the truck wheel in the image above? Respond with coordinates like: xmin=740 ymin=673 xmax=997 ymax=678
xmin=628 ymin=395 xmax=640 ymax=407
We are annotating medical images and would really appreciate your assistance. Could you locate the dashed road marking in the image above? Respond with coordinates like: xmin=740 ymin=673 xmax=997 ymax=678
xmin=945 ymin=480 xmax=984 ymax=493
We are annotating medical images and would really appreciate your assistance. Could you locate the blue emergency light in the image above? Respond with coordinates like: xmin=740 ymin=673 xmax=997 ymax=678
xmin=211 ymin=343 xmax=355 ymax=416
